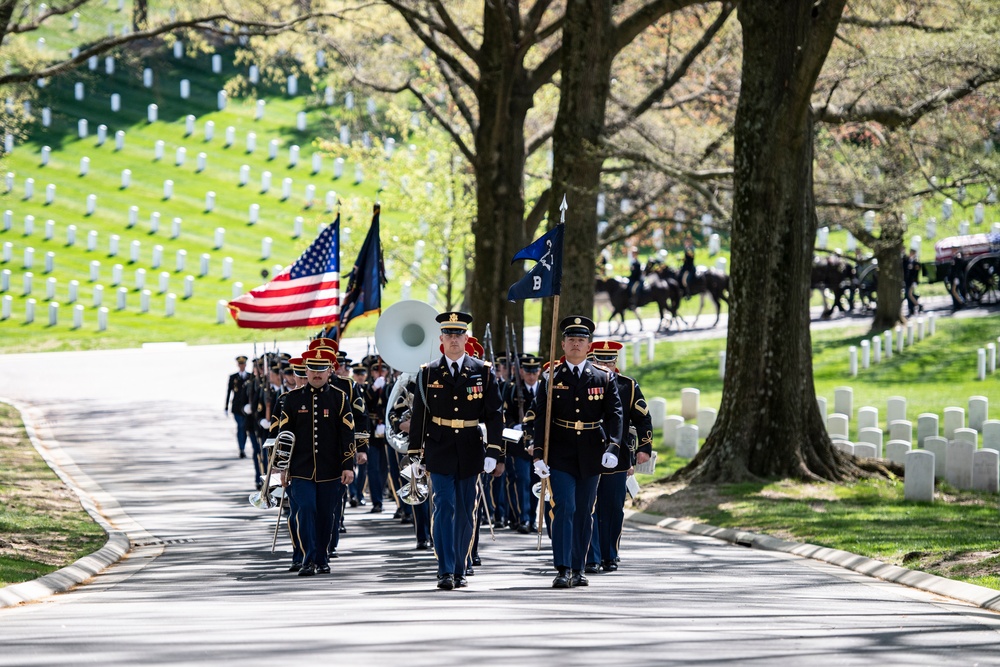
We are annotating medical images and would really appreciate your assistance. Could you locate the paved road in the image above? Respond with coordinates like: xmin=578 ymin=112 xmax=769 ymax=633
xmin=1 ymin=318 xmax=999 ymax=665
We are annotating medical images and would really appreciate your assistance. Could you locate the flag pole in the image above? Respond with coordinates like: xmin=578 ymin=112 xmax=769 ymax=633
xmin=536 ymin=195 xmax=568 ymax=550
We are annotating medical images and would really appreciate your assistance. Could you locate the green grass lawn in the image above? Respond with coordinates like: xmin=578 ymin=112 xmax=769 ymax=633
xmin=629 ymin=317 xmax=1000 ymax=590
xmin=0 ymin=403 xmax=106 ymax=586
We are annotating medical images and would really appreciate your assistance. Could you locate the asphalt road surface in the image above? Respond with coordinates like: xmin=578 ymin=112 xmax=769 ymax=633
xmin=0 ymin=310 xmax=999 ymax=665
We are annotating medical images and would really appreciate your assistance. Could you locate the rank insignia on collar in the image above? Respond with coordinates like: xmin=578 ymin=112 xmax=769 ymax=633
xmin=324 ymin=409 xmax=330 ymax=418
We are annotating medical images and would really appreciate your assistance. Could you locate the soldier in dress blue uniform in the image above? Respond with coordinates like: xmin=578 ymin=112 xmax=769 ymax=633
xmin=526 ymin=316 xmax=623 ymax=589
xmin=277 ymin=348 xmax=356 ymax=577
xmin=585 ymin=340 xmax=653 ymax=573
xmin=404 ymin=311 xmax=504 ymax=590
xmin=503 ymin=354 xmax=542 ymax=534
xmin=225 ymin=355 xmax=251 ymax=459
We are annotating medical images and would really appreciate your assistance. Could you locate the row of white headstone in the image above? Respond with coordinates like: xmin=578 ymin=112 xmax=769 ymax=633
xmin=821 ymin=387 xmax=993 ymax=434
xmin=847 ymin=317 xmax=936 ymax=376
xmin=0 ymin=290 xmax=181 ymax=328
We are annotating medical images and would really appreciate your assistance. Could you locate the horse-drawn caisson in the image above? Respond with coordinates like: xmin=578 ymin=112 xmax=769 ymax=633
xmin=924 ymin=232 xmax=1000 ymax=306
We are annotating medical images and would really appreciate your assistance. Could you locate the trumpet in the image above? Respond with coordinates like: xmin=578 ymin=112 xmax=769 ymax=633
xmin=398 ymin=455 xmax=429 ymax=505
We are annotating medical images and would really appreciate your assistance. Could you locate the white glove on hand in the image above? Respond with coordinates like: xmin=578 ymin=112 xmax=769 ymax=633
xmin=375 ymin=423 xmax=386 ymax=437
xmin=373 ymin=376 xmax=386 ymax=390
xmin=483 ymin=457 xmax=497 ymax=474
xmin=259 ymin=418 xmax=270 ymax=430
xmin=513 ymin=424 xmax=523 ymax=431
xmin=411 ymin=462 xmax=426 ymax=478
xmin=243 ymin=404 xmax=251 ymax=415
xmin=533 ymin=459 xmax=550 ymax=479
xmin=601 ymin=452 xmax=619 ymax=469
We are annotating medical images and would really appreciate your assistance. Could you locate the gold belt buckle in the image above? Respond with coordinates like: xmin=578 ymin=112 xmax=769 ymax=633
xmin=451 ymin=418 xmax=464 ymax=429
xmin=574 ymin=420 xmax=584 ymax=430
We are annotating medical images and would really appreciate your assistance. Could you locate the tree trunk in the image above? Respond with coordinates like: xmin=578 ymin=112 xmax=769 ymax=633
xmin=468 ymin=2 xmax=530 ymax=344
xmin=133 ymin=0 xmax=148 ymax=32
xmin=870 ymin=230 xmax=906 ymax=333
xmin=677 ymin=0 xmax=857 ymax=484
xmin=539 ymin=0 xmax=614 ymax=354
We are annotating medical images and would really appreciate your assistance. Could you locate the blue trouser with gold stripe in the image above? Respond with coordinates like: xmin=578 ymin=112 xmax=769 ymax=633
xmin=588 ymin=470 xmax=627 ymax=565
xmin=549 ymin=469 xmax=599 ymax=572
xmin=430 ymin=472 xmax=477 ymax=577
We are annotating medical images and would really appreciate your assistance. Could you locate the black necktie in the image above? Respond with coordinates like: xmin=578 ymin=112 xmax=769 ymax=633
xmin=452 ymin=362 xmax=459 ymax=376
xmin=573 ymin=366 xmax=580 ymax=379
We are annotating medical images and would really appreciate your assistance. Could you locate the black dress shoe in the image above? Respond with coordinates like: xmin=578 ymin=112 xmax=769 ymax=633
xmin=454 ymin=575 xmax=468 ymax=588
xmin=571 ymin=571 xmax=589 ymax=587
xmin=328 ymin=548 xmax=339 ymax=559
xmin=465 ymin=566 xmax=474 ymax=576
xmin=552 ymin=571 xmax=571 ymax=589
xmin=317 ymin=564 xmax=331 ymax=574
xmin=416 ymin=541 xmax=429 ymax=550
xmin=298 ymin=563 xmax=317 ymax=577
xmin=349 ymin=497 xmax=359 ymax=508
xmin=359 ymin=498 xmax=367 ymax=506
xmin=393 ymin=508 xmax=403 ymax=519
xmin=339 ymin=525 xmax=347 ymax=533
xmin=287 ymin=563 xmax=302 ymax=572
xmin=239 ymin=451 xmax=247 ymax=459
xmin=602 ymin=560 xmax=618 ymax=572
xmin=584 ymin=562 xmax=600 ymax=574
xmin=437 ymin=574 xmax=455 ymax=590
xmin=370 ymin=505 xmax=383 ymax=514
xmin=516 ymin=522 xmax=530 ymax=534
xmin=472 ymin=555 xmax=482 ymax=566
xmin=400 ymin=515 xmax=413 ymax=525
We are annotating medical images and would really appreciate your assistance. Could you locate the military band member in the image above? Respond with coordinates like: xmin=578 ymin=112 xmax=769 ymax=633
xmin=502 ymin=354 xmax=542 ymax=534
xmin=364 ymin=357 xmax=390 ymax=514
xmin=278 ymin=348 xmax=356 ymax=576
xmin=225 ymin=355 xmax=251 ymax=459
xmin=585 ymin=341 xmax=653 ymax=573
xmin=404 ymin=311 xmax=504 ymax=590
xmin=527 ymin=316 xmax=623 ymax=589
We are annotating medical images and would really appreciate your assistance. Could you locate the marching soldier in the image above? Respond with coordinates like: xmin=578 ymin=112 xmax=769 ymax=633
xmin=902 ymin=248 xmax=922 ymax=316
xmin=502 ymin=354 xmax=542 ymax=534
xmin=585 ymin=341 xmax=653 ymax=573
xmin=225 ymin=355 xmax=251 ymax=459
xmin=526 ymin=316 xmax=623 ymax=589
xmin=278 ymin=348 xmax=356 ymax=576
xmin=403 ymin=311 xmax=504 ymax=590
xmin=364 ymin=357 xmax=390 ymax=514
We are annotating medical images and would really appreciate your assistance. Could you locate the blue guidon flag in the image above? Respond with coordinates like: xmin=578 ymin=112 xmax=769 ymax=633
xmin=507 ymin=223 xmax=564 ymax=301
xmin=228 ymin=216 xmax=340 ymax=329
xmin=335 ymin=203 xmax=387 ymax=338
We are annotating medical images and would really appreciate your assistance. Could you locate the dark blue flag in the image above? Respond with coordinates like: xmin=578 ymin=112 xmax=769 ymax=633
xmin=507 ymin=224 xmax=564 ymax=301
xmin=336 ymin=204 xmax=387 ymax=338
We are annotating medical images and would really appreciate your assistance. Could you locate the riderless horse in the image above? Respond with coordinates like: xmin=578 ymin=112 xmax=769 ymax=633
xmin=810 ymin=256 xmax=857 ymax=318
xmin=594 ymin=275 xmax=684 ymax=335
xmin=644 ymin=263 xmax=730 ymax=328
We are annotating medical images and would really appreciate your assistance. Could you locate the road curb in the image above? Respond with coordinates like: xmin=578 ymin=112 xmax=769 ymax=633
xmin=626 ymin=509 xmax=1000 ymax=613
xmin=0 ymin=398 xmax=133 ymax=609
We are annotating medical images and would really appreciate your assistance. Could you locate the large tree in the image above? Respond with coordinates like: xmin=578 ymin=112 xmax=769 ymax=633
xmin=678 ymin=0 xmax=856 ymax=483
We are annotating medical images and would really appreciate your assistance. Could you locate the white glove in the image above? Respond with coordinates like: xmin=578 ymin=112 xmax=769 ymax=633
xmin=259 ymin=418 xmax=269 ymax=430
xmin=533 ymin=459 xmax=550 ymax=479
xmin=512 ymin=424 xmax=523 ymax=431
xmin=373 ymin=376 xmax=386 ymax=390
xmin=602 ymin=452 xmax=619 ymax=469
xmin=243 ymin=404 xmax=251 ymax=415
xmin=375 ymin=423 xmax=386 ymax=437
xmin=483 ymin=457 xmax=497 ymax=474
xmin=411 ymin=462 xmax=426 ymax=478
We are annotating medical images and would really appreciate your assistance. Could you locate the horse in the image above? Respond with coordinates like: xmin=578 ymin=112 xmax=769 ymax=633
xmin=810 ymin=257 xmax=857 ymax=318
xmin=646 ymin=263 xmax=730 ymax=328
xmin=594 ymin=276 xmax=684 ymax=335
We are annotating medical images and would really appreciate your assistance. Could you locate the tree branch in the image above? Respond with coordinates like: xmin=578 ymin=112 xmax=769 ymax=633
xmin=382 ymin=0 xmax=479 ymax=90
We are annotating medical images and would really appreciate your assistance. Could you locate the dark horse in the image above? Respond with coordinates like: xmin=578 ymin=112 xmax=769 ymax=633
xmin=594 ymin=276 xmax=683 ymax=335
xmin=646 ymin=264 xmax=730 ymax=328
xmin=810 ymin=256 xmax=857 ymax=318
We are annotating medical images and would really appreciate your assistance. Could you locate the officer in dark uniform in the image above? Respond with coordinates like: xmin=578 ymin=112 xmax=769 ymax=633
xmin=585 ymin=340 xmax=653 ymax=573
xmin=502 ymin=354 xmax=542 ymax=533
xmin=527 ymin=316 xmax=623 ymax=589
xmin=626 ymin=246 xmax=643 ymax=308
xmin=679 ymin=240 xmax=696 ymax=298
xmin=225 ymin=355 xmax=251 ymax=459
xmin=405 ymin=311 xmax=504 ymax=591
xmin=278 ymin=348 xmax=356 ymax=577
xmin=902 ymin=249 xmax=921 ymax=316
xmin=947 ymin=251 xmax=968 ymax=310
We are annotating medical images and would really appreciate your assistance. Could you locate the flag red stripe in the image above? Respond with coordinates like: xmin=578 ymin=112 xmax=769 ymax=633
xmin=231 ymin=313 xmax=341 ymax=328
xmin=231 ymin=296 xmax=341 ymax=314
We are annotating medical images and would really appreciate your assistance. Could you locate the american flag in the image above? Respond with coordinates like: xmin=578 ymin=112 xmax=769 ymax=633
xmin=228 ymin=218 xmax=340 ymax=329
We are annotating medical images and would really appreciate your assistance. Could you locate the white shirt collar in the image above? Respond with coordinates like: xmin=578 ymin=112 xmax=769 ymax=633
xmin=444 ymin=353 xmax=466 ymax=371
xmin=564 ymin=360 xmax=585 ymax=374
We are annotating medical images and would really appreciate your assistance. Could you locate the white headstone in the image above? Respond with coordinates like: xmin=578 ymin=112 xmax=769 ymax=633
xmin=968 ymin=396 xmax=988 ymax=431
xmin=184 ymin=114 xmax=195 ymax=136
xmin=165 ymin=293 xmax=176 ymax=317
xmin=827 ymin=413 xmax=849 ymax=439
xmin=111 ymin=264 xmax=123 ymax=286
xmin=324 ymin=86 xmax=334 ymax=106
xmin=67 ymin=225 xmax=76 ymax=247
xmin=296 ymin=112 xmax=306 ymax=132
xmin=858 ymin=428 xmax=883 ymax=457
xmin=833 ymin=440 xmax=854 ymax=455
xmin=249 ymin=65 xmax=259 ymax=84
xmin=817 ymin=227 xmax=828 ymax=249
xmin=173 ymin=41 xmax=183 ymax=59
xmin=222 ymin=257 xmax=233 ymax=280
xmin=943 ymin=407 xmax=964 ymax=439
xmin=833 ymin=386 xmax=853 ymax=417
xmin=872 ymin=335 xmax=881 ymax=364
xmin=860 ymin=340 xmax=870 ymax=369
xmin=45 ymin=276 xmax=56 ymax=299
xmin=982 ymin=421 xmax=1000 ymax=452
xmin=255 ymin=99 xmax=265 ymax=120
xmin=96 ymin=124 xmax=107 ymax=146
xmin=86 ymin=194 xmax=96 ymax=215
xmin=883 ymin=330 xmax=893 ymax=359
xmin=261 ymin=237 xmax=272 ymax=260
xmin=954 ymin=427 xmax=978 ymax=448
xmin=889 ymin=420 xmax=912 ymax=444
xmin=260 ymin=171 xmax=271 ymax=193
xmin=212 ymin=54 xmax=222 ymax=74
xmin=345 ymin=91 xmax=354 ymax=109
xmin=239 ymin=165 xmax=250 ymax=187
xmin=116 ymin=287 xmax=127 ymax=310
xmin=848 ymin=346 xmax=857 ymax=377
xmin=680 ymin=388 xmax=699 ymax=420
xmin=305 ymin=184 xmax=315 ymax=207
xmin=293 ymin=216 xmax=304 ymax=239
xmin=249 ymin=204 xmax=260 ymax=224
xmin=45 ymin=220 xmax=54 ymax=241
xmin=972 ymin=449 xmax=999 ymax=493
xmin=854 ymin=443 xmax=877 ymax=458
xmin=41 ymin=107 xmax=51 ymax=126
xmin=886 ymin=440 xmax=911 ymax=465
xmin=170 ymin=218 xmax=181 ymax=239
xmin=110 ymin=93 xmax=120 ymax=112
xmin=269 ymin=139 xmax=279 ymax=160
xmin=287 ymin=74 xmax=297 ymax=96
xmin=147 ymin=103 xmax=158 ymax=123
xmin=183 ymin=275 xmax=194 ymax=299
xmin=289 ymin=145 xmax=299 ymax=167
xmin=175 ymin=146 xmax=186 ymax=166
xmin=246 ymin=132 xmax=256 ymax=153
xmin=325 ymin=191 xmax=336 ymax=213
xmin=988 ymin=343 xmax=996 ymax=374
xmin=176 ymin=249 xmax=186 ymax=272
xmin=24 ymin=298 xmax=36 ymax=324
xmin=152 ymin=245 xmax=163 ymax=269
xmin=946 ymin=439 xmax=976 ymax=490
xmin=78 ymin=118 xmax=88 ymax=138
xmin=214 ymin=227 xmax=225 ymax=250
xmin=87 ymin=230 xmax=98 ymax=252
xmin=72 ymin=304 xmax=83 ymax=329
xmin=135 ymin=268 xmax=146 ymax=290
xmin=232 ymin=282 xmax=243 ymax=300
xmin=217 ymin=90 xmax=227 ymax=111
xmin=917 ymin=413 xmax=939 ymax=447
xmin=334 ymin=158 xmax=345 ymax=178
xmin=92 ymin=284 xmax=103 ymax=306
xmin=149 ymin=212 xmax=161 ymax=234
xmin=107 ymin=234 xmax=120 ymax=257
xmin=197 ymin=152 xmax=206 ymax=173
xmin=817 ymin=396 xmax=827 ymax=418
xmin=22 ymin=271 xmax=33 ymax=296
xmin=115 ymin=130 xmax=124 ymax=151
xmin=204 ymin=121 xmax=214 ymax=141
xmin=676 ymin=425 xmax=699 ymax=459
xmin=226 ymin=126 xmax=235 ymax=147
xmin=157 ymin=271 xmax=169 ymax=294
xmin=857 ymin=406 xmax=878 ymax=430
xmin=163 ymin=179 xmax=173 ymax=200
xmin=904 ymin=450 xmax=935 ymax=502
xmin=154 ymin=140 xmax=164 ymax=160
xmin=105 ymin=56 xmax=114 ymax=75
xmin=340 ymin=125 xmax=350 ymax=145
xmin=75 ymin=82 xmax=85 ymax=100
xmin=121 ymin=169 xmax=131 ymax=189
xmin=697 ymin=408 xmax=717 ymax=436
xmin=40 ymin=145 xmax=50 ymax=166
xmin=354 ymin=164 xmax=363 ymax=184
